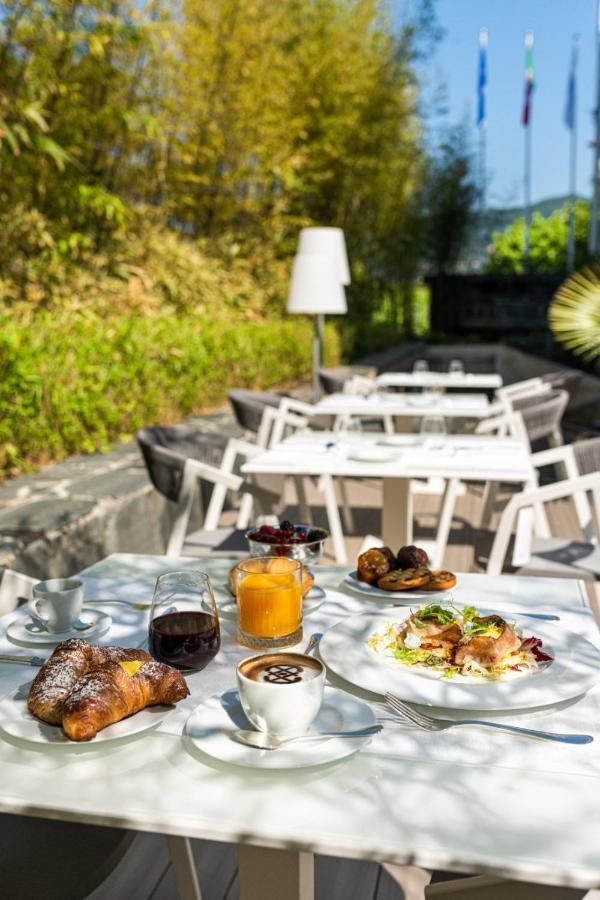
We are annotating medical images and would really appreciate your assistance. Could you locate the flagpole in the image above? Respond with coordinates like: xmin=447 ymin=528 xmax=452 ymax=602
xmin=589 ymin=0 xmax=600 ymax=256
xmin=524 ymin=123 xmax=532 ymax=265
xmin=567 ymin=36 xmax=578 ymax=272
xmin=477 ymin=27 xmax=488 ymax=268
xmin=523 ymin=32 xmax=534 ymax=269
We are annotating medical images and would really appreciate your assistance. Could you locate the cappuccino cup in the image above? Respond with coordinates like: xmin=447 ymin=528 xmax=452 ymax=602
xmin=236 ymin=652 xmax=325 ymax=738
xmin=28 ymin=579 xmax=84 ymax=633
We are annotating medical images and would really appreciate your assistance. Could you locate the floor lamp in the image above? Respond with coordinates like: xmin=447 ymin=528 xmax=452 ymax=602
xmin=287 ymin=253 xmax=347 ymax=401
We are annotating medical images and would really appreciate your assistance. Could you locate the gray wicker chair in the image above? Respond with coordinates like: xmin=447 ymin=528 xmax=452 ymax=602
xmin=512 ymin=389 xmax=569 ymax=446
xmin=573 ymin=436 xmax=600 ymax=475
xmin=136 ymin=430 xmax=279 ymax=557
xmin=137 ymin=425 xmax=229 ymax=512
xmin=228 ymin=389 xmax=283 ymax=434
xmin=541 ymin=369 xmax=583 ymax=401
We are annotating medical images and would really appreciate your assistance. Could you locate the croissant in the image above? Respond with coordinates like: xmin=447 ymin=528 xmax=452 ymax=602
xmin=62 ymin=659 xmax=189 ymax=741
xmin=28 ymin=639 xmax=152 ymax=726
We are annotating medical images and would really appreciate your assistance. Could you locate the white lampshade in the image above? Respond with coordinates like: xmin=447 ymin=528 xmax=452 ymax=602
xmin=287 ymin=253 xmax=347 ymax=314
xmin=297 ymin=227 xmax=351 ymax=285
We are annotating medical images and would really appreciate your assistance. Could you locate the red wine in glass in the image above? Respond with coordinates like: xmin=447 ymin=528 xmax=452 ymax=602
xmin=149 ymin=611 xmax=220 ymax=671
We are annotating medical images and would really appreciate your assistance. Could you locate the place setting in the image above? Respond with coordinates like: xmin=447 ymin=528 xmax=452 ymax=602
xmin=5 ymin=578 xmax=112 ymax=648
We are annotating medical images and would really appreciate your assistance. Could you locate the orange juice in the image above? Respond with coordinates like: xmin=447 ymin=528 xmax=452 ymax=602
xmin=236 ymin=558 xmax=302 ymax=648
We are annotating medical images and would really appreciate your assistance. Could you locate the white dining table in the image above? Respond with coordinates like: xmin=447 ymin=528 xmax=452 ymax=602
xmin=0 ymin=554 xmax=598 ymax=900
xmin=376 ymin=372 xmax=503 ymax=391
xmin=315 ymin=391 xmax=492 ymax=422
xmin=242 ymin=432 xmax=535 ymax=565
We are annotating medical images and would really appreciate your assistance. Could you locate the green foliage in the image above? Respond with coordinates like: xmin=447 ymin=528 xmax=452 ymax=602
xmin=0 ymin=306 xmax=340 ymax=476
xmin=487 ymin=201 xmax=590 ymax=274
xmin=549 ymin=266 xmax=600 ymax=363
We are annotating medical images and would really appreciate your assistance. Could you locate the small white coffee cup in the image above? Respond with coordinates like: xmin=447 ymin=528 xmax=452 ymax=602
xmin=236 ymin=652 xmax=325 ymax=738
xmin=28 ymin=579 xmax=84 ymax=633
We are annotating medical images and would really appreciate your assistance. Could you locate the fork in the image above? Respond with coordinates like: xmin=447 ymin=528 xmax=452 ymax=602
xmin=384 ymin=693 xmax=593 ymax=744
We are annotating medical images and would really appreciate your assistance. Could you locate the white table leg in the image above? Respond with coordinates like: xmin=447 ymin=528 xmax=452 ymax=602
xmin=293 ymin=476 xmax=312 ymax=524
xmin=239 ymin=844 xmax=314 ymax=900
xmin=337 ymin=477 xmax=355 ymax=534
xmin=165 ymin=835 xmax=203 ymax=900
xmin=382 ymin=477 xmax=412 ymax=547
xmin=318 ymin=474 xmax=347 ymax=564
xmin=432 ymin=477 xmax=460 ymax=568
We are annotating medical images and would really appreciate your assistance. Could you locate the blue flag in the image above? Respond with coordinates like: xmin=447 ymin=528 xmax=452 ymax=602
xmin=564 ymin=39 xmax=578 ymax=130
xmin=477 ymin=28 xmax=488 ymax=127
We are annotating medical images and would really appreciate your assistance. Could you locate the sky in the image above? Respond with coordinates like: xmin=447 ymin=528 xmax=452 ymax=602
xmin=398 ymin=0 xmax=598 ymax=207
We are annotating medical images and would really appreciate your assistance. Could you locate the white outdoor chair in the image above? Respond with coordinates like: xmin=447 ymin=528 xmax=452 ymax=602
xmin=0 ymin=567 xmax=35 ymax=616
xmin=486 ymin=472 xmax=600 ymax=579
xmin=137 ymin=434 xmax=279 ymax=558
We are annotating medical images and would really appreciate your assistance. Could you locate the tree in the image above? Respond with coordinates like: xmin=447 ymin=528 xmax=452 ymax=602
xmin=487 ymin=200 xmax=590 ymax=274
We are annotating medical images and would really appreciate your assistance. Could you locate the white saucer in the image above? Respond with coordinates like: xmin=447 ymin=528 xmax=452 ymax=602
xmin=6 ymin=609 xmax=112 ymax=647
xmin=184 ymin=686 xmax=377 ymax=769
xmin=206 ymin=586 xmax=326 ymax=622
xmin=0 ymin=681 xmax=169 ymax=744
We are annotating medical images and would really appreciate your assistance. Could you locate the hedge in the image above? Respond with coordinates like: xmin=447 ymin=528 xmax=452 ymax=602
xmin=0 ymin=311 xmax=340 ymax=476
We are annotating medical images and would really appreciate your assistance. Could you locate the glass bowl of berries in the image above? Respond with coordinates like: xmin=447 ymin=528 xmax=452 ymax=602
xmin=245 ymin=521 xmax=329 ymax=564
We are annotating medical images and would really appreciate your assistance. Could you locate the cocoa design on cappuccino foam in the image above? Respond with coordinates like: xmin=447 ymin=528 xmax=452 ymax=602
xmin=240 ymin=652 xmax=322 ymax=684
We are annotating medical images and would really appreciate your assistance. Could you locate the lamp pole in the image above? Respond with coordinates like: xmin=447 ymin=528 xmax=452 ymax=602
xmin=313 ymin=314 xmax=324 ymax=401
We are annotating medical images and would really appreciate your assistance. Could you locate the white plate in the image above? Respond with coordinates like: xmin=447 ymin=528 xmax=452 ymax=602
xmin=343 ymin=571 xmax=450 ymax=602
xmin=319 ymin=609 xmax=600 ymax=711
xmin=206 ymin=586 xmax=326 ymax=622
xmin=6 ymin=609 xmax=112 ymax=647
xmin=0 ymin=682 xmax=169 ymax=744
xmin=184 ymin=686 xmax=376 ymax=769
xmin=346 ymin=447 xmax=398 ymax=464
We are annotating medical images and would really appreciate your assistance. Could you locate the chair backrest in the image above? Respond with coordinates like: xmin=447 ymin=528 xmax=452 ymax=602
xmin=475 ymin=409 xmax=529 ymax=445
xmin=573 ymin=437 xmax=600 ymax=475
xmin=496 ymin=377 xmax=551 ymax=403
xmin=0 ymin=568 xmax=35 ymax=616
xmin=541 ymin=369 xmax=582 ymax=401
xmin=516 ymin=389 xmax=569 ymax=444
xmin=136 ymin=426 xmax=227 ymax=505
xmin=228 ymin=389 xmax=282 ymax=434
xmin=486 ymin=471 xmax=600 ymax=576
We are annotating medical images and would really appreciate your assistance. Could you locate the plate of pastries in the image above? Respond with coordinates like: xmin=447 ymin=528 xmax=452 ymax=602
xmin=0 ymin=639 xmax=189 ymax=743
xmin=343 ymin=545 xmax=457 ymax=601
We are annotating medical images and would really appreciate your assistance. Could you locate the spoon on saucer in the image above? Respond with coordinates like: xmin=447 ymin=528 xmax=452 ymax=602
xmin=26 ymin=618 xmax=94 ymax=635
xmin=230 ymin=725 xmax=382 ymax=750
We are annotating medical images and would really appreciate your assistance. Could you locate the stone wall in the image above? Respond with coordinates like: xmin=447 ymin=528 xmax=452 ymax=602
xmin=0 ymin=409 xmax=241 ymax=579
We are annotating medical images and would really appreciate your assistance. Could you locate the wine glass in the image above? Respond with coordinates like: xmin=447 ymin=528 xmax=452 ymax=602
xmin=420 ymin=415 xmax=447 ymax=436
xmin=148 ymin=571 xmax=220 ymax=671
xmin=412 ymin=359 xmax=429 ymax=374
xmin=449 ymin=359 xmax=464 ymax=376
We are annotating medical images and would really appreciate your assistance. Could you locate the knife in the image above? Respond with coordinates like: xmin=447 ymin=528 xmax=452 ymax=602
xmin=0 ymin=653 xmax=46 ymax=667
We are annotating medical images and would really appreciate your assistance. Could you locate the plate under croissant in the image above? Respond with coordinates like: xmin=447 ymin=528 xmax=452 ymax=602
xmin=0 ymin=682 xmax=170 ymax=744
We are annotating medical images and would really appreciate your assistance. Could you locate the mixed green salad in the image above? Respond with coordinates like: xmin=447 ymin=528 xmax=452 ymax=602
xmin=367 ymin=603 xmax=553 ymax=680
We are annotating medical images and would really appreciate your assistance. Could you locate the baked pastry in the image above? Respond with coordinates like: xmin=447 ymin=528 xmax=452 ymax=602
xmin=62 ymin=659 xmax=189 ymax=741
xmin=421 ymin=570 xmax=457 ymax=591
xmin=377 ymin=567 xmax=431 ymax=591
xmin=28 ymin=639 xmax=152 ymax=726
xmin=357 ymin=548 xmax=395 ymax=584
xmin=396 ymin=545 xmax=429 ymax=570
xmin=229 ymin=560 xmax=314 ymax=597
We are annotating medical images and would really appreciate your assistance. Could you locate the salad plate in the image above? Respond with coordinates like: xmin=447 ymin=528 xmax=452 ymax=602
xmin=343 ymin=571 xmax=450 ymax=602
xmin=319 ymin=607 xmax=600 ymax=711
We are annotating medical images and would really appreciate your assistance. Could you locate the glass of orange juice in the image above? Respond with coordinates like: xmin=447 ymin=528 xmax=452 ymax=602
xmin=235 ymin=557 xmax=303 ymax=649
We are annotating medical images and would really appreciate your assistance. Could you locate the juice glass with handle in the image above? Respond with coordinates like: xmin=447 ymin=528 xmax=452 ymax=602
xmin=235 ymin=557 xmax=303 ymax=650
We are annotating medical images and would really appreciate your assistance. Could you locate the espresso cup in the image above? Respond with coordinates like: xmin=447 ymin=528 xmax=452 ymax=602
xmin=236 ymin=652 xmax=325 ymax=738
xmin=28 ymin=579 xmax=84 ymax=633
